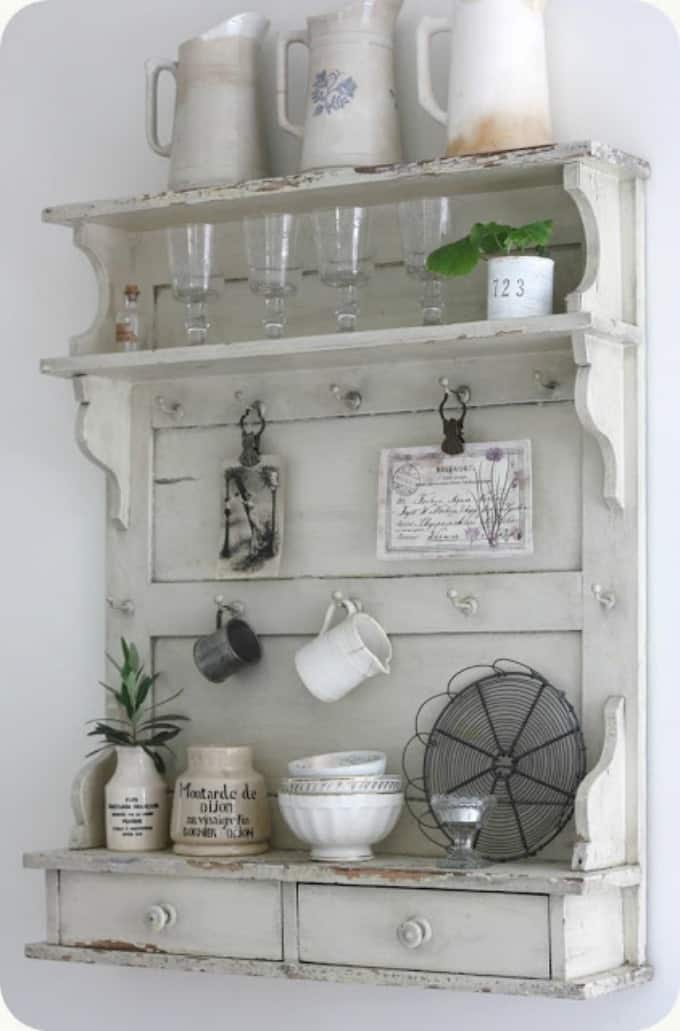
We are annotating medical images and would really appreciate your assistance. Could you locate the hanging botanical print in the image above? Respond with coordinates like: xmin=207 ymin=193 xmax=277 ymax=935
xmin=217 ymin=458 xmax=284 ymax=578
xmin=216 ymin=403 xmax=284 ymax=579
xmin=377 ymin=441 xmax=532 ymax=560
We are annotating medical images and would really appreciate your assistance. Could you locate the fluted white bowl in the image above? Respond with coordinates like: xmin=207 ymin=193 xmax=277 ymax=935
xmin=278 ymin=791 xmax=404 ymax=862
xmin=287 ymin=751 xmax=386 ymax=779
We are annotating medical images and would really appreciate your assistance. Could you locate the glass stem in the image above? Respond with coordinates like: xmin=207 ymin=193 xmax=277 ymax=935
xmin=336 ymin=284 xmax=360 ymax=333
xmin=263 ymin=295 xmax=286 ymax=340
xmin=422 ymin=277 xmax=444 ymax=326
xmin=185 ymin=301 xmax=209 ymax=346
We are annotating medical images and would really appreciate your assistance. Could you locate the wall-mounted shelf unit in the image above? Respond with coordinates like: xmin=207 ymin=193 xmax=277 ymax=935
xmin=27 ymin=142 xmax=649 ymax=999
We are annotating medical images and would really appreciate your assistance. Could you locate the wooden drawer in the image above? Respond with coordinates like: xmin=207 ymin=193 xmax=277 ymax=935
xmin=298 ymin=884 xmax=550 ymax=978
xmin=59 ymin=873 xmax=282 ymax=960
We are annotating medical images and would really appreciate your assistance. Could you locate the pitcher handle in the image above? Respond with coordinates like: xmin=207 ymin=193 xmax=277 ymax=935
xmin=276 ymin=29 xmax=308 ymax=140
xmin=145 ymin=57 xmax=177 ymax=158
xmin=318 ymin=595 xmax=360 ymax=636
xmin=416 ymin=17 xmax=451 ymax=128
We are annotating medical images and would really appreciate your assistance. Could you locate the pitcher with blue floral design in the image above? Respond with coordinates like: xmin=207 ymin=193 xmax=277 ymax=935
xmin=276 ymin=0 xmax=403 ymax=172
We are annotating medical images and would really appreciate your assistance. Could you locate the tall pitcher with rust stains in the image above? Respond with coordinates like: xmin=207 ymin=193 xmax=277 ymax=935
xmin=417 ymin=0 xmax=553 ymax=157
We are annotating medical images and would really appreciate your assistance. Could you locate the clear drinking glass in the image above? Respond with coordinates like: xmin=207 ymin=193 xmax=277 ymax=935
xmin=430 ymin=793 xmax=497 ymax=869
xmin=243 ymin=214 xmax=302 ymax=339
xmin=398 ymin=197 xmax=451 ymax=325
xmin=166 ymin=224 xmax=224 ymax=346
xmin=312 ymin=206 xmax=374 ymax=332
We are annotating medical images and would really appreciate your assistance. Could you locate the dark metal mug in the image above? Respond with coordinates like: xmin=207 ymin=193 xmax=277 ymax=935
xmin=193 ymin=610 xmax=262 ymax=683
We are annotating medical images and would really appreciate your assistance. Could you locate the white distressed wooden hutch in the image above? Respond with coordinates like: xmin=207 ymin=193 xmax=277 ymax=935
xmin=25 ymin=141 xmax=650 ymax=999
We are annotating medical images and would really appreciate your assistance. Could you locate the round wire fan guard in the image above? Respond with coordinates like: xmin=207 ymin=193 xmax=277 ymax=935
xmin=403 ymin=660 xmax=587 ymax=862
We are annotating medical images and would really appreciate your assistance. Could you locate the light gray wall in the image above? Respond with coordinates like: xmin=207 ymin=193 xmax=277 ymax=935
xmin=0 ymin=0 xmax=678 ymax=1027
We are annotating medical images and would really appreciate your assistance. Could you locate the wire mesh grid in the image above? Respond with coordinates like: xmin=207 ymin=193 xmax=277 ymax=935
xmin=402 ymin=659 xmax=587 ymax=862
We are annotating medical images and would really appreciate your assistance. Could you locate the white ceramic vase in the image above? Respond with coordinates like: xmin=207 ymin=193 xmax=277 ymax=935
xmin=487 ymin=255 xmax=554 ymax=319
xmin=417 ymin=0 xmax=553 ymax=157
xmin=146 ymin=13 xmax=270 ymax=191
xmin=105 ymin=747 xmax=170 ymax=852
xmin=277 ymin=0 xmax=403 ymax=171
xmin=171 ymin=746 xmax=271 ymax=856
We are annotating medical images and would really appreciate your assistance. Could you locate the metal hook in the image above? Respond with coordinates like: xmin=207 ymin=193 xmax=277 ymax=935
xmin=215 ymin=595 xmax=246 ymax=617
xmin=533 ymin=371 xmax=560 ymax=393
xmin=439 ymin=378 xmax=471 ymax=405
xmin=592 ymin=584 xmax=617 ymax=611
xmin=331 ymin=590 xmax=363 ymax=612
xmin=106 ymin=597 xmax=135 ymax=616
xmin=155 ymin=396 xmax=184 ymax=419
xmin=447 ymin=589 xmax=479 ymax=617
xmin=329 ymin=384 xmax=363 ymax=412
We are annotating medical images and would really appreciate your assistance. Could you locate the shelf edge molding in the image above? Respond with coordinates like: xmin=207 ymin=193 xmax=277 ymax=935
xmin=572 ymin=696 xmax=627 ymax=872
xmin=74 ymin=376 xmax=132 ymax=529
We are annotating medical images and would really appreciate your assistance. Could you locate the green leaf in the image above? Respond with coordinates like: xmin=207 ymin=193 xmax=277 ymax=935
xmin=128 ymin=642 xmax=140 ymax=673
xmin=106 ymin=653 xmax=123 ymax=675
xmin=426 ymin=237 xmax=480 ymax=278
xmin=137 ymin=714 xmax=190 ymax=728
xmin=154 ymin=689 xmax=185 ymax=709
xmin=119 ymin=682 xmax=135 ymax=720
xmin=135 ymin=678 xmax=153 ymax=712
xmin=141 ymin=746 xmax=165 ymax=774
xmin=141 ymin=728 xmax=182 ymax=745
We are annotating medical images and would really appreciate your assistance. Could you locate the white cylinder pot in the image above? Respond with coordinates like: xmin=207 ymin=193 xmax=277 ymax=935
xmin=487 ymin=255 xmax=554 ymax=319
xmin=105 ymin=747 xmax=170 ymax=852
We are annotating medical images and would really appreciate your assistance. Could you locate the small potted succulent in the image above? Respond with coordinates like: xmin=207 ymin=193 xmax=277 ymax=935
xmin=88 ymin=639 xmax=189 ymax=852
xmin=427 ymin=219 xmax=554 ymax=320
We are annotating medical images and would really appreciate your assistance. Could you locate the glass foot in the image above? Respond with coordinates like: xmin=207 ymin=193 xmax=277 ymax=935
xmin=439 ymin=847 xmax=490 ymax=870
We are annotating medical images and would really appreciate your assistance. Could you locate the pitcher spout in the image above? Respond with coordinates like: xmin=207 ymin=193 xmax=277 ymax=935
xmin=201 ymin=12 xmax=270 ymax=42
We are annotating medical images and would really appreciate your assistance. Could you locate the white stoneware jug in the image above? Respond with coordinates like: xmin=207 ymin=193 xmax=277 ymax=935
xmin=417 ymin=0 xmax=553 ymax=157
xmin=105 ymin=747 xmax=169 ymax=852
xmin=277 ymin=0 xmax=403 ymax=171
xmin=146 ymin=12 xmax=270 ymax=191
xmin=295 ymin=597 xmax=392 ymax=703
xmin=171 ymin=746 xmax=271 ymax=856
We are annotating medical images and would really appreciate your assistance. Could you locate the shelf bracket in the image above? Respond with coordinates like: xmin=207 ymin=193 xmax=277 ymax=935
xmin=572 ymin=331 xmax=627 ymax=511
xmin=74 ymin=375 xmax=132 ymax=528
xmin=563 ymin=160 xmax=623 ymax=321
xmin=572 ymin=696 xmax=626 ymax=872
xmin=72 ymin=223 xmax=135 ymax=356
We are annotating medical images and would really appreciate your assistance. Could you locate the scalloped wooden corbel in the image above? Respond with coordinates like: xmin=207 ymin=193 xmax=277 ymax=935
xmin=563 ymin=160 xmax=623 ymax=320
xmin=572 ymin=331 xmax=627 ymax=510
xmin=74 ymin=375 xmax=132 ymax=528
xmin=72 ymin=222 xmax=133 ymax=356
xmin=572 ymin=696 xmax=626 ymax=872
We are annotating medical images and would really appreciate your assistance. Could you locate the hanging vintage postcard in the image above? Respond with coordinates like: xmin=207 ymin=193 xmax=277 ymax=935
xmin=216 ymin=403 xmax=284 ymax=579
xmin=377 ymin=441 xmax=532 ymax=561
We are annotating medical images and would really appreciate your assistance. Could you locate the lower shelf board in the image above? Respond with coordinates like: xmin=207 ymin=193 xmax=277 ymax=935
xmin=24 ymin=944 xmax=653 ymax=999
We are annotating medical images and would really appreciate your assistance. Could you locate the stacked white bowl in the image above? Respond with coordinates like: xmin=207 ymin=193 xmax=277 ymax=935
xmin=278 ymin=751 xmax=404 ymax=862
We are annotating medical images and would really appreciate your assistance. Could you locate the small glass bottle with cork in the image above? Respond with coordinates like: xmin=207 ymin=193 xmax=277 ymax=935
xmin=115 ymin=284 xmax=145 ymax=352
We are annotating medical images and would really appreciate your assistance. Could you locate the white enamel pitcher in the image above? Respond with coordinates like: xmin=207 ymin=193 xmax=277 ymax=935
xmin=295 ymin=597 xmax=392 ymax=703
xmin=277 ymin=0 xmax=403 ymax=172
xmin=146 ymin=13 xmax=270 ymax=192
xmin=417 ymin=0 xmax=553 ymax=157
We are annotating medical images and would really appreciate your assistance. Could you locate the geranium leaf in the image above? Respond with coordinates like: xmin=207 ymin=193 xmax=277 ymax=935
xmin=426 ymin=237 xmax=480 ymax=278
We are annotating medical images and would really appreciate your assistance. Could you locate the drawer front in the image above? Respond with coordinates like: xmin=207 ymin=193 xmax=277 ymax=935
xmin=298 ymin=884 xmax=550 ymax=979
xmin=60 ymin=873 xmax=282 ymax=960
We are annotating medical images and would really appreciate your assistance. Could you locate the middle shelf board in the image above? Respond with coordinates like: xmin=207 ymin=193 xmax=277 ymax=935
xmin=41 ymin=312 xmax=639 ymax=383
xmin=24 ymin=849 xmax=641 ymax=897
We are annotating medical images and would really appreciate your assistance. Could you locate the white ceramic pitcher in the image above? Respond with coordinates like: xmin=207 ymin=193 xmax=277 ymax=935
xmin=417 ymin=0 xmax=553 ymax=157
xmin=295 ymin=597 xmax=392 ymax=703
xmin=277 ymin=0 xmax=403 ymax=172
xmin=146 ymin=13 xmax=270 ymax=191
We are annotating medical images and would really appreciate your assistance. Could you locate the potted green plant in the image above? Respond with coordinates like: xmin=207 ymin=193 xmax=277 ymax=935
xmin=427 ymin=219 xmax=554 ymax=320
xmin=88 ymin=639 xmax=189 ymax=852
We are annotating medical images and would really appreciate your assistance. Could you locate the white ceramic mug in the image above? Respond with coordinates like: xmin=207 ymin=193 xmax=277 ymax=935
xmin=295 ymin=598 xmax=392 ymax=703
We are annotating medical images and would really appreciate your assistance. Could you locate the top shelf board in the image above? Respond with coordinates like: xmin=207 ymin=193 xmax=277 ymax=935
xmin=42 ymin=141 xmax=650 ymax=233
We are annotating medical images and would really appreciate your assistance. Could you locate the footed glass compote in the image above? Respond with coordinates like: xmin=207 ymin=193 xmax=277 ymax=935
xmin=430 ymin=793 xmax=497 ymax=869
xmin=243 ymin=213 xmax=302 ymax=339
xmin=398 ymin=197 xmax=450 ymax=326
xmin=166 ymin=224 xmax=224 ymax=345
xmin=312 ymin=206 xmax=374 ymax=332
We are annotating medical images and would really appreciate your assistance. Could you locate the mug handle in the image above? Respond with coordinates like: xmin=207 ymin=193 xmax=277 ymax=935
xmin=416 ymin=17 xmax=451 ymax=128
xmin=145 ymin=57 xmax=177 ymax=158
xmin=318 ymin=596 xmax=361 ymax=636
xmin=276 ymin=29 xmax=308 ymax=139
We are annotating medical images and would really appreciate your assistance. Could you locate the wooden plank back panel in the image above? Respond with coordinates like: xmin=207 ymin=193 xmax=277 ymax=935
xmin=152 ymin=403 xmax=582 ymax=582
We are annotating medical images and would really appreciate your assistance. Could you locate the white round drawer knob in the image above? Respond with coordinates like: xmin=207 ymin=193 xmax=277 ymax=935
xmin=145 ymin=904 xmax=177 ymax=933
xmin=397 ymin=917 xmax=432 ymax=950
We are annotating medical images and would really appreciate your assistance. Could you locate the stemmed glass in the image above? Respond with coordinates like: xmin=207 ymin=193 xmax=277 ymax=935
xmin=312 ymin=207 xmax=374 ymax=332
xmin=243 ymin=214 xmax=302 ymax=339
xmin=398 ymin=197 xmax=451 ymax=326
xmin=166 ymin=224 xmax=224 ymax=346
xmin=430 ymin=793 xmax=497 ymax=869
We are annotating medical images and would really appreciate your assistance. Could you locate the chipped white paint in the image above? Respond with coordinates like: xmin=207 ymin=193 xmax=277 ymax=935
xmin=573 ymin=697 xmax=627 ymax=871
